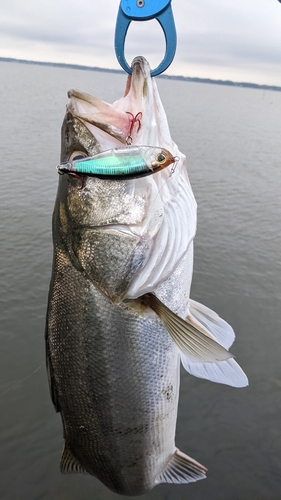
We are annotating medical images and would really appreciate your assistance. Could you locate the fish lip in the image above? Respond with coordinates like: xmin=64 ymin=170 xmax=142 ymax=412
xmin=131 ymin=56 xmax=148 ymax=71
xmin=129 ymin=57 xmax=148 ymax=85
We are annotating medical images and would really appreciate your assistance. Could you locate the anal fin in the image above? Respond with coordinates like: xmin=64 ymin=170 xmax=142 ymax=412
xmin=60 ymin=440 xmax=88 ymax=475
xmin=155 ymin=449 xmax=207 ymax=485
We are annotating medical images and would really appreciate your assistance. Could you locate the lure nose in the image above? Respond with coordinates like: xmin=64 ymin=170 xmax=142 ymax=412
xmin=57 ymin=163 xmax=71 ymax=175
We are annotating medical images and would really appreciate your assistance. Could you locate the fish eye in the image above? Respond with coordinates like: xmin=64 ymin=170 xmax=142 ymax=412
xmin=69 ymin=151 xmax=87 ymax=161
xmin=156 ymin=153 xmax=166 ymax=164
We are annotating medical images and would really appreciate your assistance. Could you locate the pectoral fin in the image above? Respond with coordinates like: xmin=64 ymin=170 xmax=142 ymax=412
xmin=155 ymin=448 xmax=207 ymax=485
xmin=189 ymin=299 xmax=235 ymax=349
xmin=181 ymin=356 xmax=248 ymax=387
xmin=142 ymin=293 xmax=232 ymax=363
xmin=181 ymin=299 xmax=249 ymax=387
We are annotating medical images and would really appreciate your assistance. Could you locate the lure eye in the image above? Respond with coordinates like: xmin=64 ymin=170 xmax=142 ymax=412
xmin=69 ymin=151 xmax=87 ymax=161
xmin=156 ymin=153 xmax=166 ymax=164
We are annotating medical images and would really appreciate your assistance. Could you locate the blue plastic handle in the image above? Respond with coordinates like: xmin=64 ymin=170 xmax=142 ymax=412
xmin=114 ymin=0 xmax=177 ymax=77
xmin=120 ymin=0 xmax=170 ymax=19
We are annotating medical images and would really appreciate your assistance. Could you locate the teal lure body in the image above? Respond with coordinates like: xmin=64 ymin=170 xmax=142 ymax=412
xmin=57 ymin=145 xmax=175 ymax=180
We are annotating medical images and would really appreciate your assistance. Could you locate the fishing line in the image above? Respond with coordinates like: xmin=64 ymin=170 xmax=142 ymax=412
xmin=0 ymin=363 xmax=44 ymax=399
xmin=149 ymin=155 xmax=179 ymax=211
xmin=0 ymin=310 xmax=84 ymax=399
xmin=1 ymin=316 xmax=99 ymax=401
xmin=1 ymin=322 xmax=87 ymax=400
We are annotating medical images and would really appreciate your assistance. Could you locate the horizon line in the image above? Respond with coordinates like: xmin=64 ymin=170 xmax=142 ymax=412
xmin=1 ymin=56 xmax=280 ymax=92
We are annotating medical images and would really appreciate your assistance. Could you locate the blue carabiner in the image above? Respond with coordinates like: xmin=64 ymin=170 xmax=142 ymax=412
xmin=114 ymin=0 xmax=177 ymax=77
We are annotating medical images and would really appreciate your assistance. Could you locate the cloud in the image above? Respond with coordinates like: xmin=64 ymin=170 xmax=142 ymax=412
xmin=0 ymin=0 xmax=280 ymax=85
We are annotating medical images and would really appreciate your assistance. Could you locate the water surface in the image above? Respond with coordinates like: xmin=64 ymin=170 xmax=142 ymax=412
xmin=1 ymin=61 xmax=281 ymax=499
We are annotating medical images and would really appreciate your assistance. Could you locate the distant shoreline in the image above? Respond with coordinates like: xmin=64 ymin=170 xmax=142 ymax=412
xmin=1 ymin=56 xmax=280 ymax=92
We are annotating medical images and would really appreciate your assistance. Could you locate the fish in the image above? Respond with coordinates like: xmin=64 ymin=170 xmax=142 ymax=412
xmin=45 ymin=56 xmax=248 ymax=496
xmin=56 ymin=145 xmax=176 ymax=179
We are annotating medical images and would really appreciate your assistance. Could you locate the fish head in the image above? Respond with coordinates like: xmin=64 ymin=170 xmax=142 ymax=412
xmin=57 ymin=111 xmax=162 ymax=303
xmin=55 ymin=57 xmax=196 ymax=302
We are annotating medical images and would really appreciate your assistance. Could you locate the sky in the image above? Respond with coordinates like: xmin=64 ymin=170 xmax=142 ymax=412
xmin=1 ymin=0 xmax=281 ymax=86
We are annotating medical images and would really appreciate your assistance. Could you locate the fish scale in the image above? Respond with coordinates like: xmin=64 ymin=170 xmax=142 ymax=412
xmin=47 ymin=248 xmax=180 ymax=495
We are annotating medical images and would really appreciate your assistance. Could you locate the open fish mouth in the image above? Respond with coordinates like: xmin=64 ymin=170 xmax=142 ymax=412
xmin=60 ymin=57 xmax=197 ymax=300
xmin=66 ymin=57 xmax=152 ymax=147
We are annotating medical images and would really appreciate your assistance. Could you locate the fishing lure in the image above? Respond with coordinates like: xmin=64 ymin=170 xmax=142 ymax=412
xmin=57 ymin=146 xmax=175 ymax=180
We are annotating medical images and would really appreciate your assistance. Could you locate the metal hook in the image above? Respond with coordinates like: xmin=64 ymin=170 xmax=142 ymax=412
xmin=114 ymin=0 xmax=177 ymax=77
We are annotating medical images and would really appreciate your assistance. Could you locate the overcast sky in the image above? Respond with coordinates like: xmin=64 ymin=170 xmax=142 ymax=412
xmin=1 ymin=0 xmax=281 ymax=85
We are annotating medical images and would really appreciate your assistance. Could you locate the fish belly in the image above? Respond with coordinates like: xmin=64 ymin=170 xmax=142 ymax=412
xmin=46 ymin=250 xmax=181 ymax=495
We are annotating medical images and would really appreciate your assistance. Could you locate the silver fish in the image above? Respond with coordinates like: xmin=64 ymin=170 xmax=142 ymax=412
xmin=45 ymin=56 xmax=248 ymax=496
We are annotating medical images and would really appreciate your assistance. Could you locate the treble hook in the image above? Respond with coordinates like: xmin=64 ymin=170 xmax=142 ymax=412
xmin=114 ymin=0 xmax=177 ymax=77
xmin=125 ymin=111 xmax=143 ymax=144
